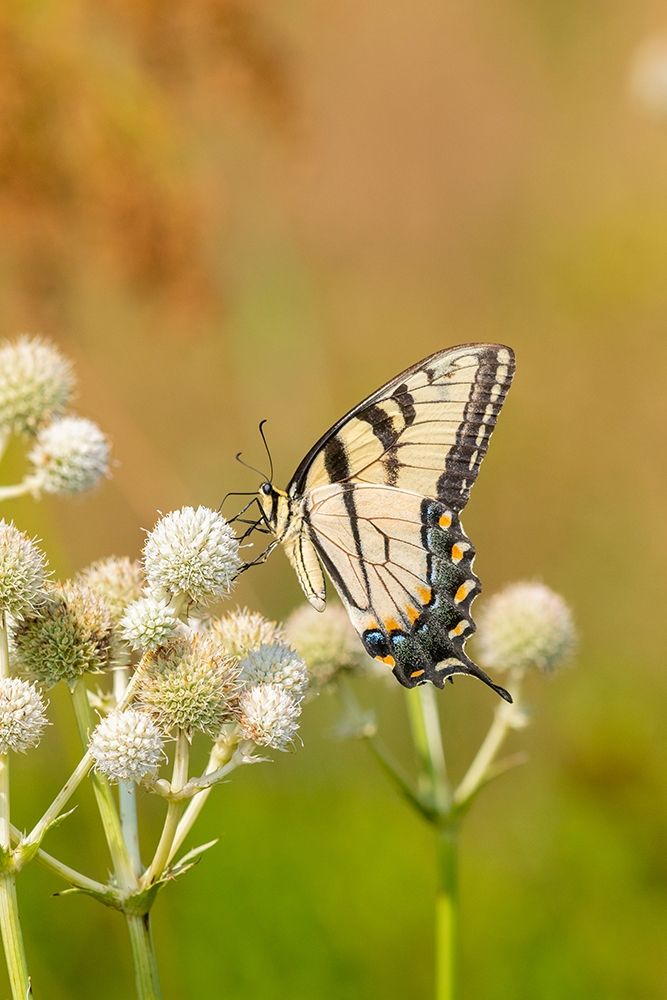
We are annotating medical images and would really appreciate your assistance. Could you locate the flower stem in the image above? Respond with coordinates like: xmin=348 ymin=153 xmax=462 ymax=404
xmin=143 ymin=731 xmax=189 ymax=886
xmin=168 ymin=736 xmax=236 ymax=864
xmin=0 ymin=616 xmax=31 ymax=999
xmin=0 ymin=483 xmax=32 ymax=503
xmin=10 ymin=824 xmax=113 ymax=898
xmin=126 ymin=913 xmax=162 ymax=1000
xmin=114 ymin=668 xmax=142 ymax=878
xmin=435 ymin=824 xmax=458 ymax=1000
xmin=405 ymin=686 xmax=450 ymax=813
xmin=0 ymin=876 xmax=30 ymax=999
xmin=70 ymin=680 xmax=134 ymax=888
xmin=454 ymin=675 xmax=523 ymax=810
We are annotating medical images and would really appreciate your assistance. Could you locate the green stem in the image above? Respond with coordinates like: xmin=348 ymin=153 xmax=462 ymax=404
xmin=454 ymin=674 xmax=523 ymax=810
xmin=126 ymin=913 xmax=162 ymax=1000
xmin=10 ymin=824 xmax=113 ymax=898
xmin=0 ymin=483 xmax=33 ymax=503
xmin=168 ymin=735 xmax=235 ymax=864
xmin=143 ymin=731 xmax=189 ymax=886
xmin=114 ymin=668 xmax=142 ymax=878
xmin=364 ymin=736 xmax=435 ymax=821
xmin=0 ymin=876 xmax=31 ymax=999
xmin=0 ymin=616 xmax=31 ymax=999
xmin=436 ymin=824 xmax=458 ymax=1000
xmin=70 ymin=680 xmax=134 ymax=888
xmin=405 ymin=686 xmax=450 ymax=813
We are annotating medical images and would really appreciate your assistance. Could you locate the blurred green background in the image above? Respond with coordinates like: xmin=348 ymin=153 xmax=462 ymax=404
xmin=1 ymin=2 xmax=667 ymax=997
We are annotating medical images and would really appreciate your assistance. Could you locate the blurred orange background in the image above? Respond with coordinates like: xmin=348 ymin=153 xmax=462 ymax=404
xmin=1 ymin=2 xmax=666 ymax=997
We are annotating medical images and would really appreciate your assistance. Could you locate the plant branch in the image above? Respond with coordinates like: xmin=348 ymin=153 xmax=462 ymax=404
xmin=142 ymin=730 xmax=189 ymax=886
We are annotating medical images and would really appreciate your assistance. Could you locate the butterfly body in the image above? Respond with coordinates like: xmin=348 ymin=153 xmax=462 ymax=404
xmin=255 ymin=343 xmax=515 ymax=700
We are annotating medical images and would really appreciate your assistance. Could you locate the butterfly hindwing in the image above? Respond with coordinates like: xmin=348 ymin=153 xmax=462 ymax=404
xmin=304 ymin=483 xmax=510 ymax=698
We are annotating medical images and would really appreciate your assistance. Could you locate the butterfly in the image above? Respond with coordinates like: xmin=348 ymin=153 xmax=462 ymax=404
xmin=237 ymin=344 xmax=515 ymax=700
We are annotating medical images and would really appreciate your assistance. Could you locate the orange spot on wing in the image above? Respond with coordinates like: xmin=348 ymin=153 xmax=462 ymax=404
xmin=410 ymin=669 xmax=425 ymax=678
xmin=451 ymin=544 xmax=463 ymax=562
xmin=377 ymin=655 xmax=395 ymax=667
xmin=449 ymin=620 xmax=467 ymax=637
xmin=407 ymin=605 xmax=420 ymax=623
xmin=418 ymin=586 xmax=432 ymax=606
xmin=438 ymin=513 xmax=452 ymax=529
xmin=384 ymin=617 xmax=401 ymax=633
xmin=454 ymin=582 xmax=474 ymax=604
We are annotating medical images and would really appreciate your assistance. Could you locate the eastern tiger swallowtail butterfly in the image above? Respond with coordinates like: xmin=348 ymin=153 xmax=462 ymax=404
xmin=240 ymin=344 xmax=515 ymax=700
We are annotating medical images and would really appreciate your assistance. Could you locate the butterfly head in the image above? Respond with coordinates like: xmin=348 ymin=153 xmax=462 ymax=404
xmin=257 ymin=481 xmax=290 ymax=537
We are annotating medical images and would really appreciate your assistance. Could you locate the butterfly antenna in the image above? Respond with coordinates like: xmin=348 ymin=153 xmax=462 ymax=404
xmin=235 ymin=452 xmax=266 ymax=478
xmin=258 ymin=419 xmax=274 ymax=483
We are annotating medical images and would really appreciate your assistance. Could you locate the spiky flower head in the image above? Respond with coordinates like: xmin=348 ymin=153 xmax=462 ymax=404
xmin=89 ymin=709 xmax=164 ymax=783
xmin=28 ymin=416 xmax=110 ymax=496
xmin=137 ymin=633 xmax=240 ymax=736
xmin=0 ymin=520 xmax=48 ymax=619
xmin=12 ymin=581 xmax=114 ymax=686
xmin=239 ymin=683 xmax=301 ymax=750
xmin=285 ymin=604 xmax=371 ymax=688
xmin=239 ymin=643 xmax=309 ymax=700
xmin=0 ymin=335 xmax=75 ymax=436
xmin=0 ymin=678 xmax=49 ymax=754
xmin=476 ymin=581 xmax=577 ymax=676
xmin=143 ymin=506 xmax=241 ymax=608
xmin=76 ymin=557 xmax=144 ymax=623
xmin=209 ymin=607 xmax=286 ymax=659
xmin=120 ymin=597 xmax=180 ymax=652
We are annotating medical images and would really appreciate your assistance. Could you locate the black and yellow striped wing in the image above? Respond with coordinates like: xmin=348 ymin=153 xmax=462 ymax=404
xmin=287 ymin=343 xmax=515 ymax=697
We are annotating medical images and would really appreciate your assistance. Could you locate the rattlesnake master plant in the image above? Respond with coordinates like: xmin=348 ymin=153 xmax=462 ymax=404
xmin=289 ymin=580 xmax=577 ymax=1000
xmin=0 ymin=334 xmax=312 ymax=1000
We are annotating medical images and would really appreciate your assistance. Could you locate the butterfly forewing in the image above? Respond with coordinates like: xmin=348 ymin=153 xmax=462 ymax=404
xmin=285 ymin=343 xmax=515 ymax=698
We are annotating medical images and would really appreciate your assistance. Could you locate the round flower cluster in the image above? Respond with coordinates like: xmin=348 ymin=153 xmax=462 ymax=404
xmin=137 ymin=633 xmax=240 ymax=736
xmin=143 ymin=507 xmax=241 ymax=608
xmin=286 ymin=603 xmax=371 ymax=688
xmin=0 ymin=520 xmax=48 ymax=619
xmin=239 ymin=642 xmax=309 ymax=700
xmin=0 ymin=677 xmax=49 ymax=754
xmin=120 ymin=596 xmax=179 ymax=652
xmin=236 ymin=639 xmax=307 ymax=751
xmin=475 ymin=581 xmax=577 ymax=676
xmin=76 ymin=557 xmax=144 ymax=623
xmin=210 ymin=607 xmax=285 ymax=659
xmin=238 ymin=684 xmax=301 ymax=751
xmin=89 ymin=709 xmax=164 ymax=783
xmin=0 ymin=336 xmax=74 ymax=436
xmin=12 ymin=582 xmax=114 ymax=686
xmin=28 ymin=416 xmax=110 ymax=496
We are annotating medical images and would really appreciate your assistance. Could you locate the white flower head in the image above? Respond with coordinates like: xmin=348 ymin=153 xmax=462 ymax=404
xmin=210 ymin=607 xmax=286 ymax=659
xmin=121 ymin=596 xmax=180 ymax=652
xmin=0 ymin=520 xmax=48 ymax=619
xmin=286 ymin=603 xmax=371 ymax=688
xmin=0 ymin=678 xmax=49 ymax=754
xmin=12 ymin=581 xmax=114 ymax=686
xmin=90 ymin=709 xmax=165 ymax=783
xmin=137 ymin=633 xmax=241 ymax=736
xmin=28 ymin=416 xmax=110 ymax=496
xmin=476 ymin=581 xmax=577 ymax=676
xmin=76 ymin=557 xmax=144 ymax=622
xmin=239 ymin=642 xmax=309 ymax=700
xmin=239 ymin=683 xmax=301 ymax=751
xmin=0 ymin=335 xmax=75 ymax=436
xmin=143 ymin=506 xmax=241 ymax=608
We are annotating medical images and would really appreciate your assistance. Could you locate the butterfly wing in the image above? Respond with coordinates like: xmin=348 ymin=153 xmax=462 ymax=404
xmin=287 ymin=343 xmax=515 ymax=696
xmin=289 ymin=343 xmax=515 ymax=512
xmin=304 ymin=482 xmax=509 ymax=696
